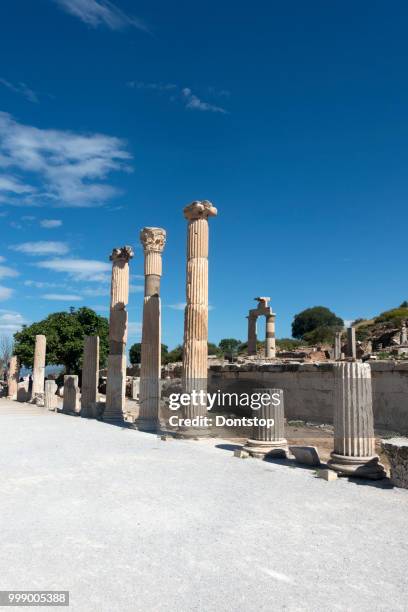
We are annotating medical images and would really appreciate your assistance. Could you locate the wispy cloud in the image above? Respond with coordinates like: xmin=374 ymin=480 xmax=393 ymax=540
xmin=168 ymin=302 xmax=186 ymax=311
xmin=0 ymin=286 xmax=13 ymax=301
xmin=0 ymin=309 xmax=26 ymax=331
xmin=40 ymin=219 xmax=62 ymax=228
xmin=10 ymin=241 xmax=69 ymax=256
xmin=128 ymin=82 xmax=229 ymax=114
xmin=0 ymin=78 xmax=39 ymax=103
xmin=42 ymin=293 xmax=83 ymax=301
xmin=0 ymin=111 xmax=132 ymax=208
xmin=0 ymin=265 xmax=19 ymax=279
xmin=24 ymin=279 xmax=68 ymax=289
xmin=53 ymin=0 xmax=148 ymax=31
xmin=35 ymin=258 xmax=111 ymax=282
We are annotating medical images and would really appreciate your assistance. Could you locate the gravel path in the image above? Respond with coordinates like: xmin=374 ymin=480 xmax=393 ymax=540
xmin=1 ymin=398 xmax=407 ymax=612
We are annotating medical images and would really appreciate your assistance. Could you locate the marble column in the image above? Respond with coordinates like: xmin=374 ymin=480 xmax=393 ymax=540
xmin=45 ymin=379 xmax=58 ymax=411
xmin=243 ymin=389 xmax=288 ymax=458
xmin=136 ymin=227 xmax=166 ymax=432
xmin=62 ymin=375 xmax=79 ymax=414
xmin=81 ymin=335 xmax=99 ymax=418
xmin=328 ymin=362 xmax=385 ymax=479
xmin=105 ymin=246 xmax=134 ymax=422
xmin=7 ymin=355 xmax=19 ymax=400
xmin=334 ymin=331 xmax=342 ymax=360
xmin=265 ymin=314 xmax=276 ymax=358
xmin=247 ymin=314 xmax=257 ymax=356
xmin=181 ymin=200 xmax=217 ymax=437
xmin=347 ymin=326 xmax=356 ymax=359
xmin=32 ymin=334 xmax=46 ymax=403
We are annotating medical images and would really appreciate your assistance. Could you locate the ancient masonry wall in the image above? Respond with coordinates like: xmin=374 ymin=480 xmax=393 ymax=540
xmin=208 ymin=362 xmax=408 ymax=434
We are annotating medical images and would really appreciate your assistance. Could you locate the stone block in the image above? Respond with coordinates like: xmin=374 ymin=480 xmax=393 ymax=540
xmin=290 ymin=445 xmax=321 ymax=466
xmin=234 ymin=449 xmax=249 ymax=458
xmin=317 ymin=469 xmax=338 ymax=481
xmin=381 ymin=438 xmax=408 ymax=489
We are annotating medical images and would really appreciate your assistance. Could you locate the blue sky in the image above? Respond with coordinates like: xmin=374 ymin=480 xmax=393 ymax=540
xmin=0 ymin=0 xmax=407 ymax=349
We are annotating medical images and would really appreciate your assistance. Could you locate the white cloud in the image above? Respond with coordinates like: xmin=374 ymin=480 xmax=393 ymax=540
xmin=81 ymin=286 xmax=109 ymax=297
xmin=0 ymin=265 xmax=19 ymax=279
xmin=129 ymin=284 xmax=144 ymax=293
xmin=0 ymin=256 xmax=5 ymax=262
xmin=40 ymin=219 xmax=62 ymax=228
xmin=0 ymin=309 xmax=26 ymax=331
xmin=0 ymin=286 xmax=13 ymax=301
xmin=168 ymin=302 xmax=186 ymax=311
xmin=182 ymin=88 xmax=227 ymax=114
xmin=42 ymin=293 xmax=83 ymax=301
xmin=0 ymin=78 xmax=39 ymax=103
xmin=0 ymin=111 xmax=132 ymax=208
xmin=24 ymin=279 xmax=68 ymax=289
xmin=10 ymin=241 xmax=69 ymax=256
xmin=36 ymin=258 xmax=111 ymax=282
xmin=54 ymin=0 xmax=148 ymax=31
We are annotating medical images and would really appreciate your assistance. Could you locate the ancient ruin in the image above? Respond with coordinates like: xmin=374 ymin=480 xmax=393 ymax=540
xmin=104 ymin=246 xmax=134 ymax=423
xmin=180 ymin=200 xmax=217 ymax=436
xmin=32 ymin=334 xmax=46 ymax=405
xmin=81 ymin=335 xmax=99 ymax=418
xmin=62 ymin=375 xmax=80 ymax=415
xmin=247 ymin=297 xmax=276 ymax=358
xmin=136 ymin=227 xmax=166 ymax=432
xmin=243 ymin=388 xmax=288 ymax=458
xmin=6 ymin=355 xmax=19 ymax=400
xmin=44 ymin=379 xmax=58 ymax=411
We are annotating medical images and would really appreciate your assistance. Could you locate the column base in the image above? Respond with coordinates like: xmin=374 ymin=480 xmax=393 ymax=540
xmin=134 ymin=417 xmax=161 ymax=433
xmin=243 ymin=438 xmax=289 ymax=459
xmin=328 ymin=453 xmax=386 ymax=479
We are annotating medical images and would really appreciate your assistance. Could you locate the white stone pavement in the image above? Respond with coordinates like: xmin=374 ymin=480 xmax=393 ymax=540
xmin=0 ymin=398 xmax=407 ymax=612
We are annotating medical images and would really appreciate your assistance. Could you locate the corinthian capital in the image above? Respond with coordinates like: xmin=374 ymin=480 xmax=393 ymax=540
xmin=140 ymin=227 xmax=166 ymax=253
xmin=110 ymin=245 xmax=134 ymax=262
xmin=183 ymin=200 xmax=218 ymax=221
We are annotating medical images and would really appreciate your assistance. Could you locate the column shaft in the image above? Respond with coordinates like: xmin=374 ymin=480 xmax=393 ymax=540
xmin=7 ymin=355 xmax=19 ymax=400
xmin=247 ymin=315 xmax=257 ymax=355
xmin=265 ymin=314 xmax=276 ymax=358
xmin=81 ymin=335 xmax=99 ymax=418
xmin=32 ymin=335 xmax=46 ymax=402
xmin=244 ymin=389 xmax=288 ymax=458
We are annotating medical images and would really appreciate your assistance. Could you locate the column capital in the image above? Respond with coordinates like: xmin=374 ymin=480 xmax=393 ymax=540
xmin=140 ymin=227 xmax=166 ymax=253
xmin=183 ymin=200 xmax=218 ymax=221
xmin=110 ymin=245 xmax=134 ymax=263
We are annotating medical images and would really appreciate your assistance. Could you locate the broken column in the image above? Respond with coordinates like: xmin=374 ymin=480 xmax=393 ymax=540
xmin=347 ymin=326 xmax=356 ymax=359
xmin=265 ymin=313 xmax=276 ymax=358
xmin=44 ymin=379 xmax=58 ymax=411
xmin=328 ymin=362 xmax=385 ymax=479
xmin=136 ymin=227 xmax=166 ymax=432
xmin=62 ymin=375 xmax=80 ymax=414
xmin=32 ymin=334 xmax=46 ymax=404
xmin=247 ymin=314 xmax=257 ymax=355
xmin=104 ymin=246 xmax=134 ymax=423
xmin=180 ymin=200 xmax=217 ymax=437
xmin=243 ymin=388 xmax=288 ymax=458
xmin=81 ymin=335 xmax=99 ymax=418
xmin=334 ymin=331 xmax=342 ymax=360
xmin=7 ymin=355 xmax=19 ymax=400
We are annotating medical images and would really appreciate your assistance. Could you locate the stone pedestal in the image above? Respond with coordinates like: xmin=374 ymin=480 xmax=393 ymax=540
xmin=45 ymin=380 xmax=58 ymax=411
xmin=136 ymin=228 xmax=166 ymax=432
xmin=105 ymin=246 xmax=134 ymax=423
xmin=243 ymin=389 xmax=288 ymax=458
xmin=347 ymin=327 xmax=356 ymax=359
xmin=32 ymin=334 xmax=46 ymax=404
xmin=62 ymin=375 xmax=79 ymax=414
xmin=81 ymin=336 xmax=99 ymax=418
xmin=180 ymin=200 xmax=217 ymax=438
xmin=381 ymin=438 xmax=408 ymax=489
xmin=328 ymin=362 xmax=385 ymax=479
xmin=7 ymin=355 xmax=19 ymax=400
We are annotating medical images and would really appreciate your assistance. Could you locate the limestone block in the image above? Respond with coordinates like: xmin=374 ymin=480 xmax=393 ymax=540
xmin=317 ymin=469 xmax=338 ymax=481
xmin=381 ymin=438 xmax=408 ymax=489
xmin=290 ymin=445 xmax=321 ymax=466
xmin=45 ymin=380 xmax=58 ymax=411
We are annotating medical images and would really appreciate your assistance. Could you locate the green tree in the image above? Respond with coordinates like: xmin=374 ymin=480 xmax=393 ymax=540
xmin=292 ymin=306 xmax=344 ymax=340
xmin=13 ymin=307 xmax=109 ymax=374
xmin=165 ymin=344 xmax=183 ymax=363
xmin=218 ymin=338 xmax=242 ymax=356
xmin=303 ymin=325 xmax=343 ymax=345
xmin=129 ymin=342 xmax=168 ymax=365
xmin=375 ymin=307 xmax=408 ymax=327
xmin=276 ymin=338 xmax=303 ymax=351
xmin=207 ymin=342 xmax=220 ymax=356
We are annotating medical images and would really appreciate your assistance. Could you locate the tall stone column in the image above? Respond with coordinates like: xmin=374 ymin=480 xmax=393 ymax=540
xmin=334 ymin=331 xmax=342 ymax=360
xmin=347 ymin=326 xmax=356 ymax=359
xmin=32 ymin=334 xmax=46 ymax=403
xmin=265 ymin=314 xmax=276 ymax=358
xmin=136 ymin=227 xmax=166 ymax=432
xmin=7 ymin=355 xmax=19 ymax=400
xmin=247 ymin=314 xmax=257 ymax=355
xmin=180 ymin=200 xmax=217 ymax=437
xmin=328 ymin=362 xmax=385 ymax=479
xmin=104 ymin=246 xmax=134 ymax=423
xmin=243 ymin=389 xmax=287 ymax=458
xmin=81 ymin=335 xmax=99 ymax=418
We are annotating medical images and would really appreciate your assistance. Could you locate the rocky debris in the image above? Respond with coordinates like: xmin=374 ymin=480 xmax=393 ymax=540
xmin=381 ymin=438 xmax=408 ymax=489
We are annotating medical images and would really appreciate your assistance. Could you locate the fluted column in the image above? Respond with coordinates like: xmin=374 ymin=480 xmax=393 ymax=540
xmin=244 ymin=389 xmax=288 ymax=458
xmin=45 ymin=379 xmax=58 ymax=411
xmin=81 ymin=335 xmax=99 ymax=418
xmin=247 ymin=314 xmax=257 ymax=355
xmin=32 ymin=334 xmax=46 ymax=404
xmin=265 ymin=314 xmax=276 ymax=358
xmin=104 ymin=246 xmax=134 ymax=422
xmin=328 ymin=362 xmax=385 ymax=479
xmin=180 ymin=200 xmax=217 ymax=437
xmin=136 ymin=227 xmax=166 ymax=432
xmin=347 ymin=326 xmax=356 ymax=359
xmin=7 ymin=355 xmax=19 ymax=400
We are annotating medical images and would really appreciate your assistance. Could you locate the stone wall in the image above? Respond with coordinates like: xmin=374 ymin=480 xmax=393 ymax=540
xmin=208 ymin=362 xmax=408 ymax=434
